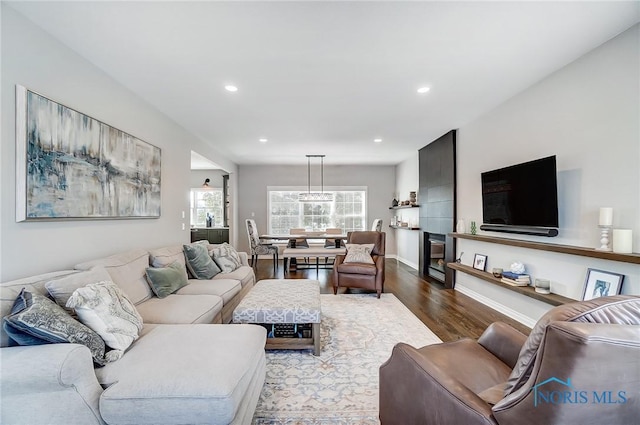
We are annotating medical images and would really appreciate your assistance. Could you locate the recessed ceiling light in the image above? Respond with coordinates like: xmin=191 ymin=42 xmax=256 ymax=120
xmin=417 ymin=87 xmax=430 ymax=94
xmin=225 ymin=85 xmax=238 ymax=92
xmin=374 ymin=138 xmax=382 ymax=143
xmin=259 ymin=138 xmax=268 ymax=143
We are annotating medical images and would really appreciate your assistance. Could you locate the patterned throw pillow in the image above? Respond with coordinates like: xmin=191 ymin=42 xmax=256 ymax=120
xmin=211 ymin=243 xmax=242 ymax=273
xmin=183 ymin=244 xmax=221 ymax=279
xmin=66 ymin=281 xmax=143 ymax=361
xmin=344 ymin=244 xmax=375 ymax=264
xmin=146 ymin=261 xmax=189 ymax=298
xmin=2 ymin=288 xmax=110 ymax=365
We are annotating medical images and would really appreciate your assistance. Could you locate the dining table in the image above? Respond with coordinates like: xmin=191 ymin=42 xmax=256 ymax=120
xmin=259 ymin=233 xmax=348 ymax=248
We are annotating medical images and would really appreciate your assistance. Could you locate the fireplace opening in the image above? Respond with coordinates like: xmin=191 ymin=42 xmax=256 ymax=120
xmin=423 ymin=232 xmax=446 ymax=282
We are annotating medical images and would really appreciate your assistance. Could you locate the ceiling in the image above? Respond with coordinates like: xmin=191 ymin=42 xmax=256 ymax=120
xmin=7 ymin=1 xmax=640 ymax=167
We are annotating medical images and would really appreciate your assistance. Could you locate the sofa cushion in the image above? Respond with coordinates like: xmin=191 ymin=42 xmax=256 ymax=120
xmin=97 ymin=324 xmax=267 ymax=425
xmin=211 ymin=243 xmax=242 ymax=273
xmin=135 ymin=294 xmax=223 ymax=324
xmin=336 ymin=262 xmax=378 ymax=275
xmin=344 ymin=243 xmax=375 ymax=264
xmin=75 ymin=249 xmax=154 ymax=306
xmin=184 ymin=244 xmax=221 ymax=279
xmin=3 ymin=288 xmax=109 ymax=365
xmin=1 ymin=270 xmax=78 ymax=348
xmin=45 ymin=267 xmax=113 ymax=313
xmin=212 ymin=265 xmax=255 ymax=288
xmin=145 ymin=261 xmax=189 ymax=299
xmin=148 ymin=245 xmax=189 ymax=281
xmin=67 ymin=281 xmax=143 ymax=360
xmin=177 ymin=279 xmax=241 ymax=304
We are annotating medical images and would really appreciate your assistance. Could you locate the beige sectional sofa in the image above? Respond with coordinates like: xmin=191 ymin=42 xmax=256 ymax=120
xmin=0 ymin=243 xmax=266 ymax=425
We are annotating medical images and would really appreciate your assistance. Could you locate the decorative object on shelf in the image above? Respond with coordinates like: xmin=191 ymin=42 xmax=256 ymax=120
xmin=392 ymin=198 xmax=399 ymax=207
xmin=612 ymin=229 xmax=633 ymax=254
xmin=492 ymin=268 xmax=503 ymax=278
xmin=15 ymin=85 xmax=161 ymax=221
xmin=510 ymin=261 xmax=526 ymax=274
xmin=473 ymin=254 xmax=487 ymax=271
xmin=206 ymin=213 xmax=213 ymax=228
xmin=582 ymin=268 xmax=624 ymax=301
xmin=534 ymin=278 xmax=551 ymax=294
xmin=501 ymin=271 xmax=531 ymax=286
xmin=299 ymin=155 xmax=333 ymax=202
xmin=409 ymin=191 xmax=417 ymax=205
xmin=455 ymin=252 xmax=464 ymax=263
xmin=456 ymin=219 xmax=466 ymax=234
xmin=470 ymin=221 xmax=477 ymax=235
xmin=596 ymin=207 xmax=613 ymax=251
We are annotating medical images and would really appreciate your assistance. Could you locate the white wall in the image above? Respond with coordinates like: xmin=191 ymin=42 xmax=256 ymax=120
xmin=456 ymin=25 xmax=639 ymax=327
xmin=393 ymin=156 xmax=420 ymax=268
xmin=236 ymin=164 xmax=395 ymax=255
xmin=0 ymin=6 xmax=237 ymax=280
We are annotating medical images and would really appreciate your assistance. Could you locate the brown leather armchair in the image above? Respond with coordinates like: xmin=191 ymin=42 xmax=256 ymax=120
xmin=379 ymin=295 xmax=640 ymax=425
xmin=333 ymin=231 xmax=385 ymax=298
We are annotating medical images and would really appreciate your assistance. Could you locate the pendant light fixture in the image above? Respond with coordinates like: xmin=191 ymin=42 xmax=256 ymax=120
xmin=299 ymin=155 xmax=333 ymax=202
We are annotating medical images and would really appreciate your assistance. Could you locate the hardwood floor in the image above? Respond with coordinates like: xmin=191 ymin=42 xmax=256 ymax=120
xmin=253 ymin=258 xmax=531 ymax=341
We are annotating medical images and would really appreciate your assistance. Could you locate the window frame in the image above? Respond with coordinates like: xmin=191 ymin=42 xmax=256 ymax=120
xmin=267 ymin=186 xmax=367 ymax=235
xmin=190 ymin=187 xmax=224 ymax=228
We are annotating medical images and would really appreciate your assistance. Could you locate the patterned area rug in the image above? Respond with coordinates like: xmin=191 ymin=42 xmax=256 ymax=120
xmin=252 ymin=294 xmax=442 ymax=424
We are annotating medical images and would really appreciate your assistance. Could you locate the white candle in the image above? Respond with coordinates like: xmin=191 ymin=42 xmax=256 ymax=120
xmin=612 ymin=229 xmax=633 ymax=254
xmin=599 ymin=207 xmax=613 ymax=226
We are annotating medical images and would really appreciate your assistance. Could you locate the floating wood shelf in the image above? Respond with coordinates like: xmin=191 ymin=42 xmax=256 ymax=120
xmin=447 ymin=263 xmax=574 ymax=306
xmin=389 ymin=225 xmax=420 ymax=230
xmin=449 ymin=233 xmax=640 ymax=265
xmin=389 ymin=205 xmax=420 ymax=210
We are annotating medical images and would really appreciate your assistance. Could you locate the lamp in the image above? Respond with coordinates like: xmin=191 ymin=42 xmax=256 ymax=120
xmin=299 ymin=155 xmax=333 ymax=202
xmin=202 ymin=178 xmax=210 ymax=188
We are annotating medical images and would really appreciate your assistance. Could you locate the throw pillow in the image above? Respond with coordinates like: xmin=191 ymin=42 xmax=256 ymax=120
xmin=145 ymin=261 xmax=189 ymax=298
xmin=183 ymin=244 xmax=221 ymax=279
xmin=211 ymin=243 xmax=242 ymax=273
xmin=45 ymin=267 xmax=112 ymax=313
xmin=66 ymin=281 xmax=143 ymax=361
xmin=3 ymin=288 xmax=111 ymax=365
xmin=344 ymin=244 xmax=375 ymax=264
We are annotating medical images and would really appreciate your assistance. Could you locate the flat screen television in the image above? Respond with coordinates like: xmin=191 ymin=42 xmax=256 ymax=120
xmin=481 ymin=156 xmax=559 ymax=236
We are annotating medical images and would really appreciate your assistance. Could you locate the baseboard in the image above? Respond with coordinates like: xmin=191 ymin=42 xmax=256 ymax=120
xmin=392 ymin=255 xmax=418 ymax=270
xmin=454 ymin=285 xmax=537 ymax=328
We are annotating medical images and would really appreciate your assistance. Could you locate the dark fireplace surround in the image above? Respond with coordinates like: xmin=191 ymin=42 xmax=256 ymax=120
xmin=418 ymin=130 xmax=457 ymax=288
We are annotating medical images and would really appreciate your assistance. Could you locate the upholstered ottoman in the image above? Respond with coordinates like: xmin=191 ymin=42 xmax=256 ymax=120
xmin=233 ymin=279 xmax=321 ymax=355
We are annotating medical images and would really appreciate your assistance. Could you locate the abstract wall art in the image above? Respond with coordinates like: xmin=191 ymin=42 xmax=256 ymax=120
xmin=16 ymin=85 xmax=161 ymax=221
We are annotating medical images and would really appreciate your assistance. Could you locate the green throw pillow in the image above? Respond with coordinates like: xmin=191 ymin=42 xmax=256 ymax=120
xmin=183 ymin=244 xmax=221 ymax=279
xmin=145 ymin=261 xmax=189 ymax=298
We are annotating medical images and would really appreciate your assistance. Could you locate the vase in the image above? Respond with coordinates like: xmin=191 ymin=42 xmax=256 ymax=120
xmin=456 ymin=220 xmax=466 ymax=234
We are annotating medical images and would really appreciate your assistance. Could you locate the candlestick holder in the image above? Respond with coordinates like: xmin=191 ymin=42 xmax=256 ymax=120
xmin=596 ymin=225 xmax=612 ymax=251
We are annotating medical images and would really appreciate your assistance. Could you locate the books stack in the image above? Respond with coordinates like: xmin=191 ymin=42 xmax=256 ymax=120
xmin=501 ymin=271 xmax=531 ymax=287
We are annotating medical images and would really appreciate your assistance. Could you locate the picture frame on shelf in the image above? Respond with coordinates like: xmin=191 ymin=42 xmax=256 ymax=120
xmin=582 ymin=268 xmax=624 ymax=301
xmin=473 ymin=254 xmax=487 ymax=271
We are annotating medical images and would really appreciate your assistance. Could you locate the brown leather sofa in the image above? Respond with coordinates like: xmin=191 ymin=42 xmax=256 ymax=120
xmin=379 ymin=295 xmax=640 ymax=424
xmin=333 ymin=231 xmax=385 ymax=298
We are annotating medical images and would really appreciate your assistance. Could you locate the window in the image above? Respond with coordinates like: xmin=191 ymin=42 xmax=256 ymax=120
xmin=190 ymin=188 xmax=224 ymax=227
xmin=268 ymin=189 xmax=366 ymax=234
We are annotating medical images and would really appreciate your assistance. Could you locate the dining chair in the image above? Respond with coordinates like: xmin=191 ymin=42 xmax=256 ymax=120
xmin=287 ymin=228 xmax=309 ymax=269
xmin=245 ymin=219 xmax=278 ymax=273
xmin=323 ymin=228 xmax=344 ymax=265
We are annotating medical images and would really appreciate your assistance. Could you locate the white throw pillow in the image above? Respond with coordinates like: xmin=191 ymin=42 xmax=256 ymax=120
xmin=66 ymin=281 xmax=143 ymax=360
xmin=211 ymin=243 xmax=242 ymax=273
xmin=344 ymin=244 xmax=375 ymax=264
xmin=46 ymin=267 xmax=112 ymax=313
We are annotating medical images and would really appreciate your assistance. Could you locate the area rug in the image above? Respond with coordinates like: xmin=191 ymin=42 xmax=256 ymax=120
xmin=252 ymin=294 xmax=442 ymax=424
